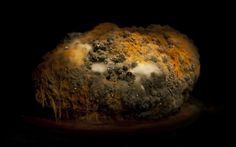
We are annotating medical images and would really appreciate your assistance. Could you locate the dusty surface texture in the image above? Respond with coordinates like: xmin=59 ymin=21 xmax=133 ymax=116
xmin=33 ymin=23 xmax=200 ymax=121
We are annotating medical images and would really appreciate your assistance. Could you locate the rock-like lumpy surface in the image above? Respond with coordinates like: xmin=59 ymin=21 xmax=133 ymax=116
xmin=33 ymin=23 xmax=200 ymax=121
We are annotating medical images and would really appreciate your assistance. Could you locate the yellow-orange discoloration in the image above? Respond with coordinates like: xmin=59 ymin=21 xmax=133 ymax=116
xmin=33 ymin=23 xmax=200 ymax=121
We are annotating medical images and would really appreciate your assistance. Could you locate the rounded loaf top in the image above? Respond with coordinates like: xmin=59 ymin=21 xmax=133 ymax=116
xmin=33 ymin=23 xmax=200 ymax=121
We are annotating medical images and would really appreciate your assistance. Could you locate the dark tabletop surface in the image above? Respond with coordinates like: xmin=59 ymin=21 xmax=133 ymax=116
xmin=4 ymin=106 xmax=226 ymax=146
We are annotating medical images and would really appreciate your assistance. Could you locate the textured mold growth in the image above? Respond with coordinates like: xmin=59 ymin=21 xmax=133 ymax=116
xmin=33 ymin=23 xmax=200 ymax=121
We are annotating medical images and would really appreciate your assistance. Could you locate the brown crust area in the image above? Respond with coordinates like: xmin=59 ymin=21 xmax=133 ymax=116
xmin=33 ymin=23 xmax=200 ymax=121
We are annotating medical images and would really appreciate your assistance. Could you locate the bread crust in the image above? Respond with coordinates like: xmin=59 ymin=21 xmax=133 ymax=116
xmin=33 ymin=23 xmax=200 ymax=121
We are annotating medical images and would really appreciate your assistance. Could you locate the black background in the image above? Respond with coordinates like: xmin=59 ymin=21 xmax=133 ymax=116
xmin=3 ymin=2 xmax=228 ymax=146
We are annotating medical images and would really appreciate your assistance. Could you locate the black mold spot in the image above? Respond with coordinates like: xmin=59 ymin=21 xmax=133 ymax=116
xmin=88 ymin=52 xmax=106 ymax=62
xmin=131 ymin=62 xmax=138 ymax=68
xmin=118 ymin=73 xmax=127 ymax=81
xmin=111 ymin=54 xmax=126 ymax=63
xmin=107 ymin=67 xmax=113 ymax=74
xmin=92 ymin=40 xmax=109 ymax=51
xmin=161 ymin=55 xmax=169 ymax=63
xmin=107 ymin=37 xmax=114 ymax=44
xmin=122 ymin=65 xmax=128 ymax=71
xmin=114 ymin=67 xmax=124 ymax=75
xmin=106 ymin=72 xmax=117 ymax=81
xmin=150 ymin=56 xmax=157 ymax=63
xmin=125 ymin=72 xmax=136 ymax=82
